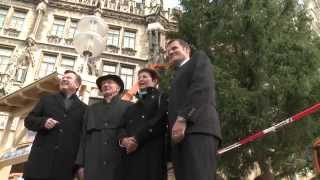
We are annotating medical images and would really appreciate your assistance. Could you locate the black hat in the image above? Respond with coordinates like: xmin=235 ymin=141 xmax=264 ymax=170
xmin=96 ymin=74 xmax=124 ymax=93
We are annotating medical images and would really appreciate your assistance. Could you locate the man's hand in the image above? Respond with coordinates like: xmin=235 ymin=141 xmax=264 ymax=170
xmin=44 ymin=118 xmax=59 ymax=129
xmin=171 ymin=117 xmax=187 ymax=144
xmin=121 ymin=137 xmax=138 ymax=154
xmin=77 ymin=167 xmax=84 ymax=180
xmin=126 ymin=137 xmax=138 ymax=154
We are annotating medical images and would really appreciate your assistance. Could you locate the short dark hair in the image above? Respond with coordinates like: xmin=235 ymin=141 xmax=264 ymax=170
xmin=138 ymin=68 xmax=160 ymax=81
xmin=167 ymin=39 xmax=191 ymax=49
xmin=64 ymin=70 xmax=82 ymax=85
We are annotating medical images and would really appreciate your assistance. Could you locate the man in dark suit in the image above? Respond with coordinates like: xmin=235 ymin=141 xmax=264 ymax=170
xmin=23 ymin=70 xmax=87 ymax=180
xmin=166 ymin=39 xmax=222 ymax=180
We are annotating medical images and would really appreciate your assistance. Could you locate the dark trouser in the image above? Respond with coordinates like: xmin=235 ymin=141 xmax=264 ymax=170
xmin=24 ymin=179 xmax=55 ymax=180
xmin=172 ymin=134 xmax=219 ymax=180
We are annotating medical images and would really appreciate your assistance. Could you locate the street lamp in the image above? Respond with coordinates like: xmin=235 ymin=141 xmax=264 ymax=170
xmin=73 ymin=15 xmax=107 ymax=75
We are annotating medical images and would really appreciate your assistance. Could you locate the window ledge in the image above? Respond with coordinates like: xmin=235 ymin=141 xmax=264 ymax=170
xmin=107 ymin=45 xmax=120 ymax=49
xmin=4 ymin=27 xmax=20 ymax=36
xmin=47 ymin=35 xmax=62 ymax=44
xmin=12 ymin=81 xmax=23 ymax=86
xmin=107 ymin=45 xmax=120 ymax=53
xmin=122 ymin=48 xmax=136 ymax=56
xmin=64 ymin=38 xmax=74 ymax=46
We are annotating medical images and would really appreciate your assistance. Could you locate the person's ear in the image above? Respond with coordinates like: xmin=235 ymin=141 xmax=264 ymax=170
xmin=153 ymin=79 xmax=159 ymax=84
xmin=116 ymin=86 xmax=120 ymax=93
xmin=186 ymin=47 xmax=191 ymax=55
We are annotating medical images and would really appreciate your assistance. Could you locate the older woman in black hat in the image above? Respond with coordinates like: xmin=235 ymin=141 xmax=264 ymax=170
xmin=76 ymin=75 xmax=131 ymax=180
xmin=119 ymin=68 xmax=168 ymax=180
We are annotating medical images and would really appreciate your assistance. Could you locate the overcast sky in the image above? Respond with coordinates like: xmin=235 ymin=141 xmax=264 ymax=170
xmin=163 ymin=0 xmax=180 ymax=9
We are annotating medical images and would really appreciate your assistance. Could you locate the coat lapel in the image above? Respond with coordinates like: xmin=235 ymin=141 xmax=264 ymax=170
xmin=54 ymin=93 xmax=66 ymax=110
xmin=68 ymin=98 xmax=81 ymax=112
xmin=53 ymin=93 xmax=82 ymax=112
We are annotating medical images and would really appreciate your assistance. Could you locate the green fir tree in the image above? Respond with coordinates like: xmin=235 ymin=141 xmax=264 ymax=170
xmin=170 ymin=0 xmax=320 ymax=178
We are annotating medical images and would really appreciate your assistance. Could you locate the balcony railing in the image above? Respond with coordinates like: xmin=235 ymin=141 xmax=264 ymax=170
xmin=58 ymin=0 xmax=144 ymax=15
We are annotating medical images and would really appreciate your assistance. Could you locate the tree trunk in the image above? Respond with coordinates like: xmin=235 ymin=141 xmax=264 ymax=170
xmin=256 ymin=158 xmax=274 ymax=180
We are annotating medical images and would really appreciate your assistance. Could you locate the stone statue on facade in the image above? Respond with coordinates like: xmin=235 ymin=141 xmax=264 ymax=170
xmin=87 ymin=56 xmax=99 ymax=76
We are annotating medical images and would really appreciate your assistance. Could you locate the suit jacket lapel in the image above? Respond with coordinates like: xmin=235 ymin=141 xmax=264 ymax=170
xmin=67 ymin=97 xmax=81 ymax=112
xmin=54 ymin=93 xmax=81 ymax=112
xmin=54 ymin=93 xmax=66 ymax=111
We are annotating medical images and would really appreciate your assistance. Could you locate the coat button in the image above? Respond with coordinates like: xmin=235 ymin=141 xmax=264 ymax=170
xmin=59 ymin=129 xmax=63 ymax=133
xmin=54 ymin=145 xmax=59 ymax=150
xmin=148 ymin=129 xmax=153 ymax=133
xmin=104 ymin=122 xmax=108 ymax=127
xmin=103 ymin=161 xmax=108 ymax=165
xmin=104 ymin=141 xmax=108 ymax=145
xmin=141 ymin=115 xmax=145 ymax=119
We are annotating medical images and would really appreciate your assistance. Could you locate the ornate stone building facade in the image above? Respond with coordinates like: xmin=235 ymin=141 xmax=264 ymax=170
xmin=0 ymin=0 xmax=176 ymax=179
xmin=0 ymin=0 xmax=176 ymax=96
xmin=306 ymin=0 xmax=320 ymax=32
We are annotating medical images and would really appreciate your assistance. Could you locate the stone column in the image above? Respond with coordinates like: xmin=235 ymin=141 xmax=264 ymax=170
xmin=23 ymin=0 xmax=48 ymax=84
xmin=28 ymin=0 xmax=48 ymax=41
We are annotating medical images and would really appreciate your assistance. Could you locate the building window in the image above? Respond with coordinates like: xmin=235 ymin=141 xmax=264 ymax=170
xmin=0 ymin=47 xmax=13 ymax=74
xmin=102 ymin=63 xmax=117 ymax=75
xmin=38 ymin=54 xmax=57 ymax=78
xmin=123 ymin=31 xmax=136 ymax=49
xmin=68 ymin=20 xmax=77 ymax=39
xmin=0 ymin=112 xmax=8 ymax=129
xmin=10 ymin=118 xmax=18 ymax=130
xmin=51 ymin=18 xmax=66 ymax=38
xmin=120 ymin=66 xmax=134 ymax=90
xmin=107 ymin=28 xmax=120 ymax=47
xmin=15 ymin=67 xmax=27 ymax=82
xmin=10 ymin=11 xmax=26 ymax=31
xmin=0 ymin=8 xmax=8 ymax=29
xmin=123 ymin=0 xmax=129 ymax=6
xmin=60 ymin=56 xmax=75 ymax=71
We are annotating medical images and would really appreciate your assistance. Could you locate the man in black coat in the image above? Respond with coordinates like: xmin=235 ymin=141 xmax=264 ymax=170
xmin=166 ymin=39 xmax=222 ymax=180
xmin=23 ymin=70 xmax=87 ymax=180
xmin=76 ymin=74 xmax=131 ymax=180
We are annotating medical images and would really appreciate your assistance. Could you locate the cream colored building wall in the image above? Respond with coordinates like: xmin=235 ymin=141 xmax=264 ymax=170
xmin=32 ymin=7 xmax=148 ymax=83
xmin=0 ymin=0 xmax=176 ymax=179
xmin=0 ymin=0 xmax=175 ymax=94
xmin=105 ymin=16 xmax=150 ymax=59
xmin=0 ymin=1 xmax=34 ymax=40
xmin=306 ymin=0 xmax=320 ymax=33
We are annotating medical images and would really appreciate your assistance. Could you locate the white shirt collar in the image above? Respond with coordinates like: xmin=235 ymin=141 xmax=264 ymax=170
xmin=179 ymin=58 xmax=190 ymax=67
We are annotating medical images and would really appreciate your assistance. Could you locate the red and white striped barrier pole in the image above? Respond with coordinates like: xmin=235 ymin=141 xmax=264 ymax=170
xmin=217 ymin=103 xmax=320 ymax=155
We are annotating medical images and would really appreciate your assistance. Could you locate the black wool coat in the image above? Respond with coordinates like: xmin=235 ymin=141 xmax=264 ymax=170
xmin=119 ymin=87 xmax=168 ymax=180
xmin=76 ymin=96 xmax=131 ymax=180
xmin=23 ymin=92 xmax=87 ymax=180
xmin=168 ymin=50 xmax=222 ymax=140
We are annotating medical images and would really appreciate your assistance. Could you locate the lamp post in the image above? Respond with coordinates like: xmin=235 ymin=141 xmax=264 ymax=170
xmin=73 ymin=15 xmax=107 ymax=75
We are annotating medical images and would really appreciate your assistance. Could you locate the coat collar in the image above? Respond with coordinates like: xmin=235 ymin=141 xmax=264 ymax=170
xmin=135 ymin=87 xmax=158 ymax=100
xmin=55 ymin=92 xmax=81 ymax=112
xmin=59 ymin=91 xmax=77 ymax=99
xmin=102 ymin=95 xmax=121 ymax=105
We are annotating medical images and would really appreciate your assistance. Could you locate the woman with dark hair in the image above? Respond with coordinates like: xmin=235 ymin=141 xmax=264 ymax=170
xmin=119 ymin=68 xmax=168 ymax=180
